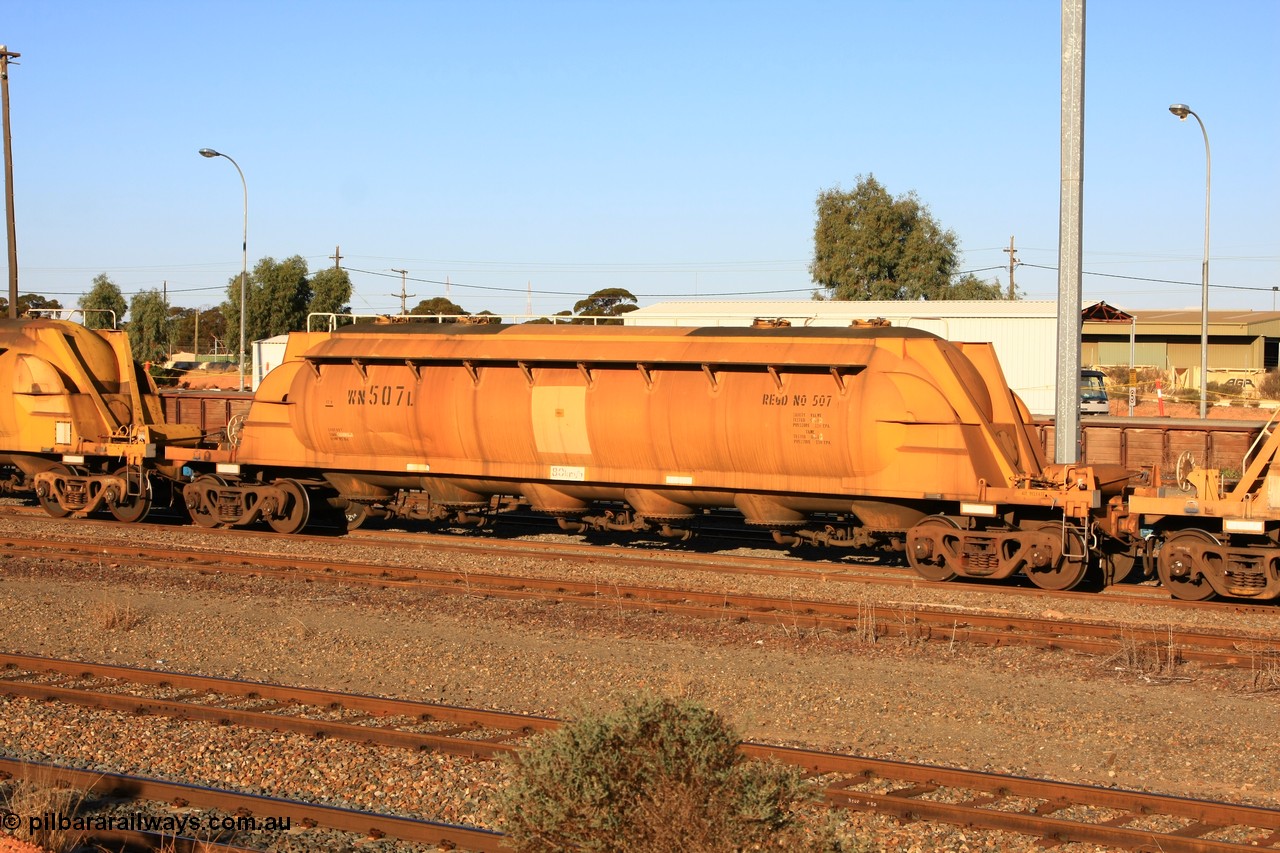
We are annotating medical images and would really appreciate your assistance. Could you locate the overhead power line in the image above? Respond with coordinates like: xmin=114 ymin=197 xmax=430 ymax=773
xmin=1018 ymin=263 xmax=1276 ymax=293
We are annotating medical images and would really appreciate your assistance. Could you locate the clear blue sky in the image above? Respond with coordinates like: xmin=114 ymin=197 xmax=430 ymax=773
xmin=3 ymin=1 xmax=1278 ymax=320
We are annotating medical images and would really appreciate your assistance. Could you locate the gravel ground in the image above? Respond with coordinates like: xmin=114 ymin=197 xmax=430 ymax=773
xmin=1 ymin=512 xmax=1279 ymax=852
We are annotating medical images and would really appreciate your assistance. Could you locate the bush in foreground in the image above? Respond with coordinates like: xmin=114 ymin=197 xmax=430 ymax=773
xmin=498 ymin=695 xmax=848 ymax=852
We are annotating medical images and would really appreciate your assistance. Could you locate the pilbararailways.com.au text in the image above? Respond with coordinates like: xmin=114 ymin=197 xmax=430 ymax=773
xmin=3 ymin=810 xmax=292 ymax=834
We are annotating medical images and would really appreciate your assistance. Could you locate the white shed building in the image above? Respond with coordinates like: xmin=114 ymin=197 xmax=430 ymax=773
xmin=625 ymin=300 xmax=1059 ymax=416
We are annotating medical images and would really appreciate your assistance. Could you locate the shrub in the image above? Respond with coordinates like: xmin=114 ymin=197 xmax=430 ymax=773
xmin=498 ymin=695 xmax=830 ymax=852
xmin=1259 ymin=369 xmax=1280 ymax=402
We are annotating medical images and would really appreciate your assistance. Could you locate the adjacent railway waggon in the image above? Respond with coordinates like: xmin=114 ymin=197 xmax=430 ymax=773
xmin=7 ymin=315 xmax=1280 ymax=602
xmin=0 ymin=319 xmax=200 ymax=520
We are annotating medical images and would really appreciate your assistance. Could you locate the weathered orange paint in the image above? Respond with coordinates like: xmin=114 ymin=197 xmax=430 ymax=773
xmin=0 ymin=318 xmax=200 ymax=473
xmin=234 ymin=323 xmax=1064 ymax=526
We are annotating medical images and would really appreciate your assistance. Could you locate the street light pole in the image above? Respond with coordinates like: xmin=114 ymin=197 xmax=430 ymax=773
xmin=1 ymin=46 xmax=20 ymax=319
xmin=1168 ymin=104 xmax=1211 ymax=419
xmin=198 ymin=148 xmax=248 ymax=391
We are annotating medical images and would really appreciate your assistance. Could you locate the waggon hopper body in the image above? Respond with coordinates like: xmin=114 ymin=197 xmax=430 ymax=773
xmin=177 ymin=322 xmax=1129 ymax=591
xmin=0 ymin=318 xmax=201 ymax=519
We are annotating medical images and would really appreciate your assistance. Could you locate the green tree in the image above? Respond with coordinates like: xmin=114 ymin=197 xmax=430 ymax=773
xmin=409 ymin=296 xmax=468 ymax=322
xmin=810 ymin=174 xmax=1004 ymax=301
xmin=197 ymin=306 xmax=229 ymax=356
xmin=168 ymin=306 xmax=197 ymax=354
xmin=169 ymin=306 xmax=229 ymax=357
xmin=128 ymin=289 xmax=171 ymax=363
xmin=573 ymin=287 xmax=638 ymax=322
xmin=0 ymin=293 xmax=63 ymax=316
xmin=224 ymin=256 xmax=312 ymax=349
xmin=309 ymin=266 xmax=353 ymax=318
xmin=79 ymin=273 xmax=127 ymax=329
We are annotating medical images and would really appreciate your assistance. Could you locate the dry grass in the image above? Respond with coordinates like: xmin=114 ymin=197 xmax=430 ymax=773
xmin=1104 ymin=626 xmax=1185 ymax=680
xmin=1 ymin=773 xmax=86 ymax=853
xmin=89 ymin=597 xmax=146 ymax=632
xmin=1247 ymin=651 xmax=1280 ymax=693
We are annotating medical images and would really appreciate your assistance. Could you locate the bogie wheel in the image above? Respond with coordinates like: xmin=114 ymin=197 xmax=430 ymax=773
xmin=108 ymin=467 xmax=152 ymax=523
xmin=343 ymin=501 xmax=371 ymax=532
xmin=36 ymin=464 xmax=71 ymax=519
xmin=906 ymin=516 xmax=960 ymax=582
xmin=186 ymin=475 xmax=227 ymax=528
xmin=1025 ymin=521 xmax=1091 ymax=592
xmin=1156 ymin=529 xmax=1219 ymax=601
xmin=1100 ymin=548 xmax=1139 ymax=586
xmin=268 ymin=480 xmax=311 ymax=534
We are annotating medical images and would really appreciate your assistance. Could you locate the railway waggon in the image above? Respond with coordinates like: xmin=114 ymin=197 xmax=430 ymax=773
xmin=4 ymin=315 xmax=1280 ymax=603
xmin=0 ymin=319 xmax=202 ymax=520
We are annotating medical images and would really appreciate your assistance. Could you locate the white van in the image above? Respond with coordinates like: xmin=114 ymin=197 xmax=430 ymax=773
xmin=1080 ymin=370 xmax=1109 ymax=415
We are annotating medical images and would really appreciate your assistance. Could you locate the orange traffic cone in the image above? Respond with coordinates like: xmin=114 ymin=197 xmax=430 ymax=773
xmin=1156 ymin=379 xmax=1165 ymax=417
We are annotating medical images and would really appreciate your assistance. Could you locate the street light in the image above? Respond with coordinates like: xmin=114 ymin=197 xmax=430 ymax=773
xmin=1168 ymin=103 xmax=1211 ymax=418
xmin=198 ymin=147 xmax=248 ymax=392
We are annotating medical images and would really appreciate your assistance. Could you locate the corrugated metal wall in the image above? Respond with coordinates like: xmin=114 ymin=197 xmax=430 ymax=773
xmin=1095 ymin=341 xmax=1171 ymax=368
xmin=919 ymin=317 xmax=1056 ymax=416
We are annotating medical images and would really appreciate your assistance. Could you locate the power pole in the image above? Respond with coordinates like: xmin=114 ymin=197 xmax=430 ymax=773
xmin=389 ymin=268 xmax=414 ymax=315
xmin=329 ymin=245 xmax=343 ymax=269
xmin=1 ymin=46 xmax=19 ymax=319
xmin=1002 ymin=235 xmax=1018 ymax=300
xmin=1055 ymin=0 xmax=1086 ymax=464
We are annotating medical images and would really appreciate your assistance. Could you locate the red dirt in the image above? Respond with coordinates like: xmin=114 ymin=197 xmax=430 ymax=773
xmin=1108 ymin=399 xmax=1275 ymax=420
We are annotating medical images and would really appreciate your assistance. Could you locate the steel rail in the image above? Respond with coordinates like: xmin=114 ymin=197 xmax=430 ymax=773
xmin=5 ymin=506 xmax=1278 ymax=617
xmin=746 ymin=745 xmax=1280 ymax=852
xmin=4 ymin=656 xmax=1279 ymax=851
xmin=0 ymin=757 xmax=508 ymax=852
xmin=0 ymin=652 xmax=546 ymax=758
xmin=2 ymin=535 xmax=1276 ymax=668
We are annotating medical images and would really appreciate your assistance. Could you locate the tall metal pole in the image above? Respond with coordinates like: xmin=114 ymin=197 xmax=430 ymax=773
xmin=389 ymin=268 xmax=413 ymax=315
xmin=199 ymin=149 xmax=248 ymax=392
xmin=1054 ymin=0 xmax=1085 ymax=464
xmin=1 ymin=46 xmax=20 ymax=319
xmin=1168 ymin=104 xmax=1211 ymax=419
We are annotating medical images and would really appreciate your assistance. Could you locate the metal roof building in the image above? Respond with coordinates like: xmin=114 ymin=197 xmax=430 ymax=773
xmin=1084 ymin=308 xmax=1280 ymax=376
xmin=626 ymin=300 xmax=1061 ymax=415
xmin=626 ymin=300 xmax=1280 ymax=415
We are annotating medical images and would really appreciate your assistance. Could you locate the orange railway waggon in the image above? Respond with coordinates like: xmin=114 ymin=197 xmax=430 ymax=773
xmin=7 ymin=315 xmax=1280 ymax=602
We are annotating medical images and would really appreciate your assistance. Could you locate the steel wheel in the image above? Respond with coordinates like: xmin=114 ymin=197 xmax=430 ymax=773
xmin=268 ymin=480 xmax=310 ymax=534
xmin=343 ymin=501 xmax=371 ymax=531
xmin=185 ymin=475 xmax=226 ymax=528
xmin=1024 ymin=521 xmax=1091 ymax=591
xmin=36 ymin=464 xmax=71 ymax=518
xmin=907 ymin=516 xmax=959 ymax=582
xmin=108 ymin=467 xmax=152 ymax=523
xmin=1100 ymin=548 xmax=1139 ymax=586
xmin=1156 ymin=529 xmax=1219 ymax=601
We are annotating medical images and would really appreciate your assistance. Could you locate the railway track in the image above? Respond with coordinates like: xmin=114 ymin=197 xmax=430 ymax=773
xmin=2 ymin=653 xmax=1278 ymax=852
xmin=3 ymin=530 xmax=1277 ymax=671
xmin=0 ymin=755 xmax=505 ymax=852
xmin=6 ymin=502 xmax=1277 ymax=616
